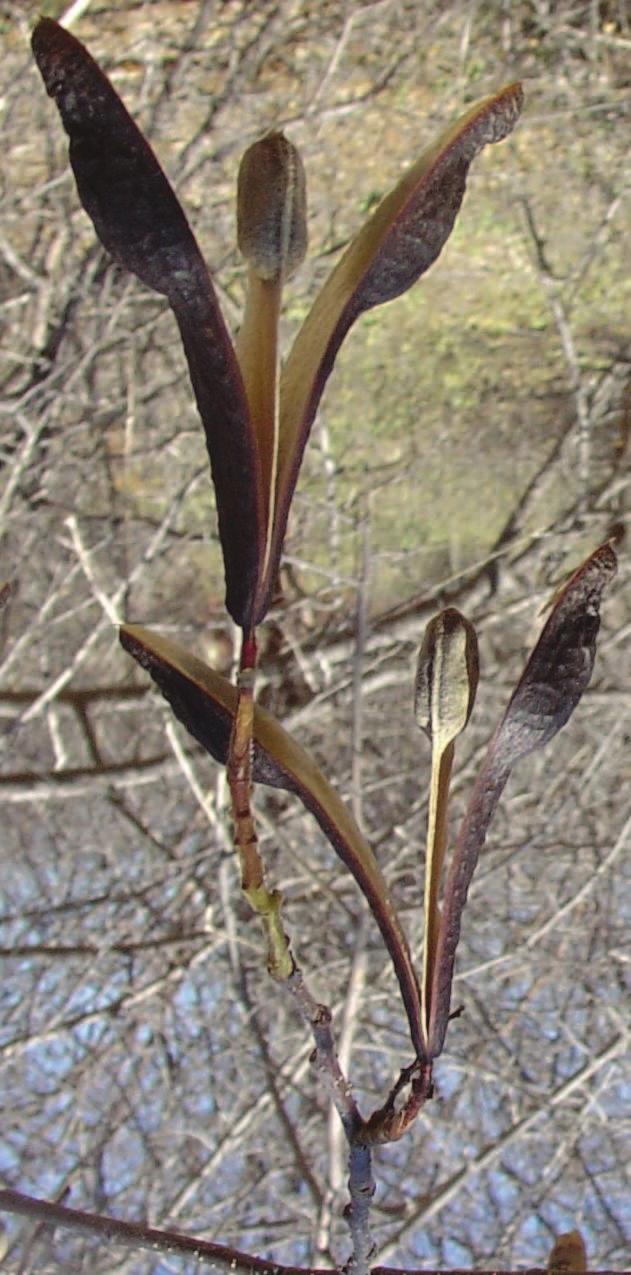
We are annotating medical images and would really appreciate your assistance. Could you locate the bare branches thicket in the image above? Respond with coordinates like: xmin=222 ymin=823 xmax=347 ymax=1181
xmin=1 ymin=2 xmax=629 ymax=1272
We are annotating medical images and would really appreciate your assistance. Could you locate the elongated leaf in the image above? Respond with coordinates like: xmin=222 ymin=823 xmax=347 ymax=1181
xmin=415 ymin=609 xmax=479 ymax=1050
xmin=428 ymin=541 xmax=617 ymax=1058
xmin=174 ymin=313 xmax=263 ymax=626
xmin=120 ymin=624 xmax=425 ymax=1059
xmin=255 ymin=82 xmax=524 ymax=616
xmin=31 ymin=19 xmax=263 ymax=627
xmin=236 ymin=135 xmax=308 ymax=614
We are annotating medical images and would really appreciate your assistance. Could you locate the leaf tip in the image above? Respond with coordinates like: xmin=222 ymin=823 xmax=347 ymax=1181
xmin=31 ymin=17 xmax=79 ymax=98
xmin=415 ymin=607 xmax=479 ymax=745
xmin=497 ymin=539 xmax=617 ymax=766
xmin=237 ymin=132 xmax=308 ymax=282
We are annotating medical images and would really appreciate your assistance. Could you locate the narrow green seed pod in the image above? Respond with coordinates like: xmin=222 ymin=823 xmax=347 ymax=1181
xmin=237 ymin=132 xmax=307 ymax=282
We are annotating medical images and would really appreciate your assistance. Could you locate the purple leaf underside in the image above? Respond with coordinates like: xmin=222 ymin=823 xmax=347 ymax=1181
xmin=32 ymin=21 xmax=197 ymax=303
xmin=495 ymin=542 xmax=618 ymax=766
xmin=120 ymin=625 xmax=425 ymax=1059
xmin=31 ymin=19 xmax=263 ymax=628
xmin=428 ymin=541 xmax=617 ymax=1058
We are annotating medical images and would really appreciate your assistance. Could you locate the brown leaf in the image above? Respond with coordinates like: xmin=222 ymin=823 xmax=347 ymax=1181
xmin=31 ymin=19 xmax=263 ymax=628
xmin=120 ymin=624 xmax=425 ymax=1058
xmin=547 ymin=1230 xmax=587 ymax=1273
xmin=256 ymin=82 xmax=524 ymax=617
xmin=428 ymin=541 xmax=617 ymax=1059
xmin=235 ymin=133 xmax=307 ymax=616
xmin=415 ymin=609 xmax=479 ymax=1051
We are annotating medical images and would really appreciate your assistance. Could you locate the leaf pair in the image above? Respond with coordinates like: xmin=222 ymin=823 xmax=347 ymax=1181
xmin=418 ymin=541 xmax=617 ymax=1059
xmin=121 ymin=541 xmax=616 ymax=1061
xmin=119 ymin=624 xmax=427 ymax=1059
xmin=32 ymin=18 xmax=523 ymax=629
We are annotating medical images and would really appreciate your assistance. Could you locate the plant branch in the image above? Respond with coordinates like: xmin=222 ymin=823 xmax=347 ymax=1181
xmin=286 ymin=967 xmax=377 ymax=1275
xmin=344 ymin=1142 xmax=376 ymax=1275
xmin=287 ymin=968 xmax=362 ymax=1141
xmin=1 ymin=1185 xmax=616 ymax=1275
xmin=227 ymin=629 xmax=293 ymax=978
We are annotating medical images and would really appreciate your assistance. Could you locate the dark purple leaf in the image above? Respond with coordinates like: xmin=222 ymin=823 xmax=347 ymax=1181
xmin=32 ymin=18 xmax=206 ymax=306
xmin=494 ymin=542 xmax=618 ymax=767
xmin=173 ymin=312 xmax=263 ymax=627
xmin=31 ymin=19 xmax=264 ymax=628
